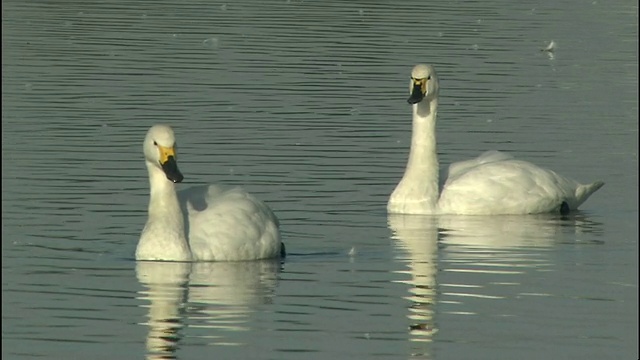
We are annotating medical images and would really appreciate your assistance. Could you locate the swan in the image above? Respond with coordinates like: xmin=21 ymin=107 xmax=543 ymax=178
xmin=136 ymin=124 xmax=285 ymax=262
xmin=387 ymin=64 xmax=604 ymax=215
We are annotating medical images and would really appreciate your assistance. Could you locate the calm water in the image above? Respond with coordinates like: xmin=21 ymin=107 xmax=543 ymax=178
xmin=2 ymin=0 xmax=637 ymax=359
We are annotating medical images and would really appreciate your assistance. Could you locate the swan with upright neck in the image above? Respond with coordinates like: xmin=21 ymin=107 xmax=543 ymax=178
xmin=388 ymin=64 xmax=604 ymax=215
xmin=136 ymin=124 xmax=284 ymax=261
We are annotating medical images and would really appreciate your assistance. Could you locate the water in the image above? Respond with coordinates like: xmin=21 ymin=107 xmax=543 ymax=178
xmin=2 ymin=0 xmax=637 ymax=359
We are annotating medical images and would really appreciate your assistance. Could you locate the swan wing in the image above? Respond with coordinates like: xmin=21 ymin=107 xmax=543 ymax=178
xmin=179 ymin=185 xmax=281 ymax=261
xmin=440 ymin=159 xmax=584 ymax=215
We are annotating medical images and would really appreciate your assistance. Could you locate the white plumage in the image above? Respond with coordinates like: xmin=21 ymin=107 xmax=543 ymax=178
xmin=136 ymin=124 xmax=283 ymax=262
xmin=388 ymin=64 xmax=604 ymax=215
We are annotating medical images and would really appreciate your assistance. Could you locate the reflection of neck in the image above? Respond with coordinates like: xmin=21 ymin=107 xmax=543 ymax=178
xmin=388 ymin=215 xmax=439 ymax=348
xmin=405 ymin=217 xmax=438 ymax=344
xmin=146 ymin=302 xmax=184 ymax=360
xmin=140 ymin=264 xmax=189 ymax=360
xmin=407 ymin=263 xmax=437 ymax=343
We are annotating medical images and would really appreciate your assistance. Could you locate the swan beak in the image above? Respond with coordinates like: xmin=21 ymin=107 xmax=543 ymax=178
xmin=407 ymin=77 xmax=426 ymax=104
xmin=158 ymin=146 xmax=184 ymax=183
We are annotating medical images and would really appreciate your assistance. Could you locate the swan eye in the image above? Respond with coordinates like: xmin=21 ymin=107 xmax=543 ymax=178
xmin=427 ymin=75 xmax=431 ymax=80
xmin=153 ymin=141 xmax=158 ymax=146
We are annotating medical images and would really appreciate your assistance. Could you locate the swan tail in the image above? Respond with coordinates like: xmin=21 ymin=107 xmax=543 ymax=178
xmin=574 ymin=181 xmax=605 ymax=207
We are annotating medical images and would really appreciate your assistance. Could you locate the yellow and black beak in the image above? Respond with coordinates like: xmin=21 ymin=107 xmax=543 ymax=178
xmin=407 ymin=77 xmax=427 ymax=104
xmin=158 ymin=145 xmax=184 ymax=183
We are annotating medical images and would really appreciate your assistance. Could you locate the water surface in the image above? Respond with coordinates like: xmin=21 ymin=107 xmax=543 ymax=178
xmin=2 ymin=0 xmax=637 ymax=359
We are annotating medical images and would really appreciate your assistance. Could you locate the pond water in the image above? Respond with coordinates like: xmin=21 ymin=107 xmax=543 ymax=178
xmin=2 ymin=0 xmax=637 ymax=359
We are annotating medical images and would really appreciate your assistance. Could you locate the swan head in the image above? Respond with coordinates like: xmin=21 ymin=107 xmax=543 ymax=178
xmin=408 ymin=64 xmax=439 ymax=105
xmin=144 ymin=125 xmax=184 ymax=183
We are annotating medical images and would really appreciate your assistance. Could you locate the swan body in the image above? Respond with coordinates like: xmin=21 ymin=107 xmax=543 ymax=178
xmin=136 ymin=124 xmax=284 ymax=262
xmin=388 ymin=64 xmax=604 ymax=215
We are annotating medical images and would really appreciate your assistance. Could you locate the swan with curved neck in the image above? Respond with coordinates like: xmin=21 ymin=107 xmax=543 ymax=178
xmin=136 ymin=124 xmax=284 ymax=261
xmin=388 ymin=64 xmax=604 ymax=215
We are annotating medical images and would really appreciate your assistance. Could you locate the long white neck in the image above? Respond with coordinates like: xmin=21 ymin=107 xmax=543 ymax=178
xmin=136 ymin=161 xmax=191 ymax=261
xmin=388 ymin=98 xmax=440 ymax=214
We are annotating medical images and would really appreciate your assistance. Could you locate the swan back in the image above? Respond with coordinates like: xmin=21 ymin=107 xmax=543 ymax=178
xmin=446 ymin=150 xmax=514 ymax=181
xmin=180 ymin=184 xmax=281 ymax=262
xmin=439 ymin=154 xmax=604 ymax=215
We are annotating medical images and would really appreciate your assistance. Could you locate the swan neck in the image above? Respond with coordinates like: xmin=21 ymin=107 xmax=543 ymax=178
xmin=136 ymin=161 xmax=191 ymax=261
xmin=147 ymin=163 xmax=182 ymax=216
xmin=388 ymin=98 xmax=440 ymax=214
xmin=406 ymin=99 xmax=439 ymax=182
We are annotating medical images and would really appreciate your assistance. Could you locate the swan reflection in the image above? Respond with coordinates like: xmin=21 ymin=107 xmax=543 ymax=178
xmin=437 ymin=214 xmax=602 ymax=310
xmin=437 ymin=213 xmax=602 ymax=249
xmin=388 ymin=213 xmax=440 ymax=356
xmin=187 ymin=260 xmax=280 ymax=342
xmin=389 ymin=212 xmax=602 ymax=358
xmin=136 ymin=260 xmax=281 ymax=359
xmin=136 ymin=262 xmax=190 ymax=360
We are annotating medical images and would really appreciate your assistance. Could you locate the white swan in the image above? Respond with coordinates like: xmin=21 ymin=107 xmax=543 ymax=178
xmin=388 ymin=64 xmax=605 ymax=215
xmin=136 ymin=124 xmax=284 ymax=262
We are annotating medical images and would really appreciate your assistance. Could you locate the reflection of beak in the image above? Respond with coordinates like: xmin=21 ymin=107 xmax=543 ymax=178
xmin=407 ymin=78 xmax=426 ymax=104
xmin=158 ymin=146 xmax=184 ymax=183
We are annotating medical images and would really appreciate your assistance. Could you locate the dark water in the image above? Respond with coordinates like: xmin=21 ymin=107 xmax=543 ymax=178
xmin=2 ymin=0 xmax=637 ymax=359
